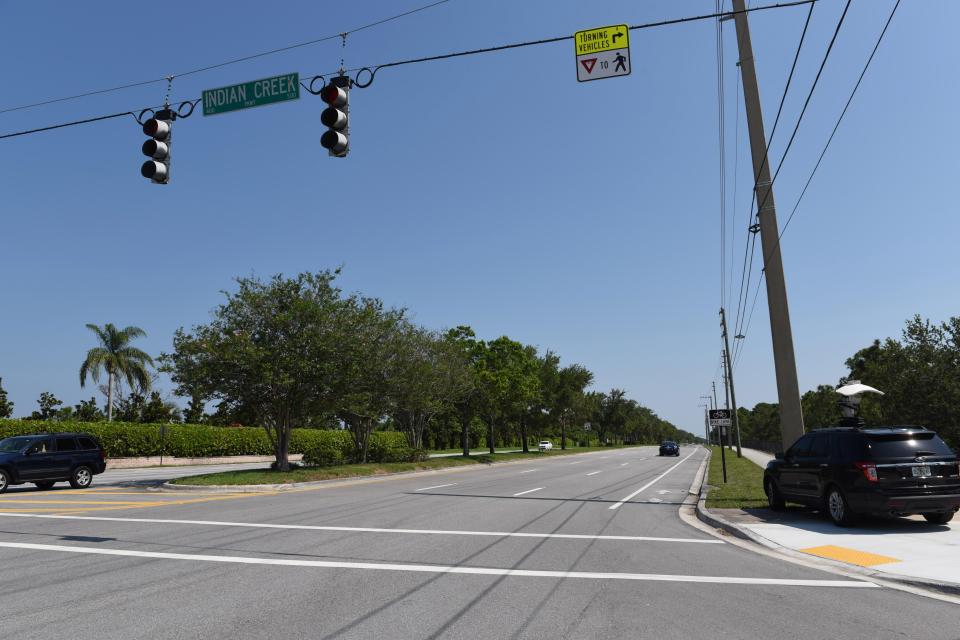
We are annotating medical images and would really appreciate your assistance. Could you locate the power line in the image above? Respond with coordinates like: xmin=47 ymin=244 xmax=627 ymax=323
xmin=730 ymin=0 xmax=816 ymax=344
xmin=0 ymin=1 xmax=817 ymax=142
xmin=0 ymin=0 xmax=453 ymax=116
xmin=734 ymin=0 xmax=900 ymax=368
xmin=732 ymin=0 xmax=851 ymax=357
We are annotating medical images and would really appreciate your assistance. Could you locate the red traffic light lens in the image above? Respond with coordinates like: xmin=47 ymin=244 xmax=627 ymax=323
xmin=320 ymin=85 xmax=347 ymax=107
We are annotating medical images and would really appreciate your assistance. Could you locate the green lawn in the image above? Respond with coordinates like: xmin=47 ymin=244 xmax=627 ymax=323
xmin=172 ymin=446 xmax=631 ymax=486
xmin=704 ymin=445 xmax=768 ymax=509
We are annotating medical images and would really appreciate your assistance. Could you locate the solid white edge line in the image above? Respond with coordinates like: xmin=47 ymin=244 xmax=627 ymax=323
xmin=0 ymin=513 xmax=723 ymax=543
xmin=513 ymin=487 xmax=544 ymax=496
xmin=416 ymin=483 xmax=456 ymax=491
xmin=0 ymin=541 xmax=876 ymax=587
xmin=609 ymin=450 xmax=699 ymax=510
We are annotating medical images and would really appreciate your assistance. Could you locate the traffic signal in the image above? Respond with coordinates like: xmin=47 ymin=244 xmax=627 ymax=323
xmin=320 ymin=76 xmax=350 ymax=157
xmin=141 ymin=108 xmax=175 ymax=184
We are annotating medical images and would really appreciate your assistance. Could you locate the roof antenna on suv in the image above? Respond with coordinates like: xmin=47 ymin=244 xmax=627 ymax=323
xmin=836 ymin=380 xmax=884 ymax=429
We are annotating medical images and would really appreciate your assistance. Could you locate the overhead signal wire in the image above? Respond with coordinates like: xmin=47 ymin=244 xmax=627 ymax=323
xmin=733 ymin=0 xmax=900 ymax=368
xmin=0 ymin=0 xmax=453 ymax=116
xmin=0 ymin=1 xmax=817 ymax=141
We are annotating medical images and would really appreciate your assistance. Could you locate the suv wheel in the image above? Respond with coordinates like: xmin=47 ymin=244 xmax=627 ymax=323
xmin=0 ymin=469 xmax=8 ymax=494
xmin=764 ymin=478 xmax=785 ymax=511
xmin=34 ymin=481 xmax=55 ymax=490
xmin=826 ymin=486 xmax=857 ymax=527
xmin=922 ymin=511 xmax=954 ymax=525
xmin=69 ymin=466 xmax=93 ymax=489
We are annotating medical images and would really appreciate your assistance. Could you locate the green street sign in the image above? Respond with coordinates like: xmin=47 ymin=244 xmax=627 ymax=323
xmin=202 ymin=73 xmax=300 ymax=116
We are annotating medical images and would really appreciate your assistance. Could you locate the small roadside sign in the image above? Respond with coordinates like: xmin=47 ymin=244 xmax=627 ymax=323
xmin=202 ymin=72 xmax=300 ymax=116
xmin=574 ymin=24 xmax=630 ymax=82
xmin=709 ymin=409 xmax=732 ymax=428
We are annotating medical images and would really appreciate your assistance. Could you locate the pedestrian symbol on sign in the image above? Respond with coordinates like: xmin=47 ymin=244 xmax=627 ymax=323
xmin=613 ymin=52 xmax=627 ymax=72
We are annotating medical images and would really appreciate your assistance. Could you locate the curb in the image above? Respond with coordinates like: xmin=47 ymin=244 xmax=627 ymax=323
xmin=160 ymin=448 xmax=623 ymax=494
xmin=693 ymin=449 xmax=960 ymax=598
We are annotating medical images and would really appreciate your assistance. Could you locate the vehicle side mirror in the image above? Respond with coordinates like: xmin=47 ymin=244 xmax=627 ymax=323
xmin=775 ymin=452 xmax=784 ymax=460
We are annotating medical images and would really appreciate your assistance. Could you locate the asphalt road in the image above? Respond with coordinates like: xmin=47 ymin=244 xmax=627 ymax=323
xmin=0 ymin=445 xmax=956 ymax=639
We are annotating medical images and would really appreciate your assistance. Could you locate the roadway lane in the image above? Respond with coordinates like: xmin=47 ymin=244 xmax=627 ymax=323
xmin=0 ymin=445 xmax=956 ymax=639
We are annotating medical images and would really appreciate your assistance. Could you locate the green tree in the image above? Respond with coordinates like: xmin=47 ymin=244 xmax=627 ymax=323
xmin=0 ymin=378 xmax=13 ymax=419
xmin=73 ymin=397 xmax=105 ymax=422
xmin=79 ymin=323 xmax=154 ymax=422
xmin=29 ymin=391 xmax=64 ymax=420
xmin=474 ymin=336 xmax=539 ymax=454
xmin=161 ymin=270 xmax=354 ymax=471
xmin=445 ymin=326 xmax=484 ymax=457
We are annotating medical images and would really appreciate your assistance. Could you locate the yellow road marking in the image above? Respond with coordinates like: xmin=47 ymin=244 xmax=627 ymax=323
xmin=801 ymin=545 xmax=900 ymax=567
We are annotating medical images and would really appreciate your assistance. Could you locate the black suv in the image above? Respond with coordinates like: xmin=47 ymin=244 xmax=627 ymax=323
xmin=0 ymin=433 xmax=106 ymax=493
xmin=659 ymin=441 xmax=680 ymax=457
xmin=763 ymin=427 xmax=960 ymax=526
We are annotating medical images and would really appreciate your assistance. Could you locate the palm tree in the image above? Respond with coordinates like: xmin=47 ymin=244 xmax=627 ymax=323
xmin=79 ymin=323 xmax=154 ymax=422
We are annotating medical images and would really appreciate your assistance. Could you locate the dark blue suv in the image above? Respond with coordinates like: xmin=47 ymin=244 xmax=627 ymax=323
xmin=764 ymin=426 xmax=960 ymax=526
xmin=0 ymin=433 xmax=106 ymax=493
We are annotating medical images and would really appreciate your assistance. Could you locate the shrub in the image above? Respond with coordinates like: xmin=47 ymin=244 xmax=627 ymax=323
xmin=301 ymin=431 xmax=355 ymax=466
xmin=366 ymin=432 xmax=414 ymax=463
xmin=0 ymin=419 xmax=329 ymax=459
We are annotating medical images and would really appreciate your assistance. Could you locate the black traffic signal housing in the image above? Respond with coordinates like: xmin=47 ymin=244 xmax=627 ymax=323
xmin=141 ymin=108 xmax=175 ymax=184
xmin=320 ymin=76 xmax=350 ymax=157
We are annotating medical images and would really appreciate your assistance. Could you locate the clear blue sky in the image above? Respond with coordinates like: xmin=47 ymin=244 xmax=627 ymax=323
xmin=1 ymin=0 xmax=957 ymax=435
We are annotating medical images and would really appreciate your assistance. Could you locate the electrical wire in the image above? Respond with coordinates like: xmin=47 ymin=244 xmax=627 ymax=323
xmin=732 ymin=0 xmax=852 ymax=361
xmin=0 ymin=1 xmax=817 ymax=141
xmin=0 ymin=0 xmax=453 ymax=116
xmin=733 ymin=0 xmax=900 ymax=368
xmin=730 ymin=0 xmax=816 ymax=346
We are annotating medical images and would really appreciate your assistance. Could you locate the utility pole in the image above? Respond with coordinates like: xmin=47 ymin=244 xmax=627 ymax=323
xmin=720 ymin=308 xmax=743 ymax=458
xmin=711 ymin=381 xmax=718 ymax=411
xmin=699 ymin=403 xmax=710 ymax=447
xmin=731 ymin=0 xmax=804 ymax=452
xmin=700 ymin=396 xmax=712 ymax=443
xmin=721 ymin=351 xmax=732 ymax=451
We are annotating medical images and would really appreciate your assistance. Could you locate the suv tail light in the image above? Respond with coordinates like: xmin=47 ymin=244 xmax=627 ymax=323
xmin=854 ymin=462 xmax=879 ymax=483
xmin=99 ymin=448 xmax=105 ymax=461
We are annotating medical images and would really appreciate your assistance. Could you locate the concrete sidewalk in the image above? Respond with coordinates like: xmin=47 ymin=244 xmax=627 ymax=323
xmin=698 ymin=448 xmax=960 ymax=594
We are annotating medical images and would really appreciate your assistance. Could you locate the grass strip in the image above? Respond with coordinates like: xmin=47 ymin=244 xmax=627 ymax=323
xmin=704 ymin=445 xmax=768 ymax=509
xmin=171 ymin=446 xmax=631 ymax=486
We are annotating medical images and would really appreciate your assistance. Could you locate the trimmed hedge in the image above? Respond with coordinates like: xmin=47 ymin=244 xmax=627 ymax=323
xmin=0 ymin=419 xmax=354 ymax=460
xmin=301 ymin=431 xmax=419 ymax=465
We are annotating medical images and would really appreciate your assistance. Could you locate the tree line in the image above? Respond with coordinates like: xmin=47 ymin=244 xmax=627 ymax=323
xmin=1 ymin=270 xmax=696 ymax=469
xmin=733 ymin=315 xmax=960 ymax=449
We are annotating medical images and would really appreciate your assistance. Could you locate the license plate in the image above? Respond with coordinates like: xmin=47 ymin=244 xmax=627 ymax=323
xmin=912 ymin=465 xmax=932 ymax=478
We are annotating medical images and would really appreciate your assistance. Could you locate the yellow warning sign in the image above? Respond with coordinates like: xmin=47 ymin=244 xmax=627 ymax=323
xmin=574 ymin=25 xmax=629 ymax=56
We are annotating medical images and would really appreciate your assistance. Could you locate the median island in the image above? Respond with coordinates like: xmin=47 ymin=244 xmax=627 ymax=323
xmin=171 ymin=447 xmax=623 ymax=486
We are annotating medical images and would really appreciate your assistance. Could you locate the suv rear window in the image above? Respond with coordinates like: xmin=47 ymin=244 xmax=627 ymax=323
xmin=77 ymin=437 xmax=97 ymax=450
xmin=866 ymin=432 xmax=955 ymax=459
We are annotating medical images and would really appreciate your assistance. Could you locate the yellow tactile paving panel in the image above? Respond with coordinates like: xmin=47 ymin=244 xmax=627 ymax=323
xmin=800 ymin=545 xmax=901 ymax=567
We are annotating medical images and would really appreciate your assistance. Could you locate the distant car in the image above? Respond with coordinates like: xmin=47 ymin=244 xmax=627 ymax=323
xmin=763 ymin=426 xmax=960 ymax=526
xmin=0 ymin=433 xmax=106 ymax=493
xmin=659 ymin=441 xmax=680 ymax=456
xmin=538 ymin=441 xmax=553 ymax=451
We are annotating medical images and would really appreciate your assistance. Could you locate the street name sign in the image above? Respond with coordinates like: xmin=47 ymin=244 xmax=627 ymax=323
xmin=202 ymin=73 xmax=300 ymax=116
xmin=574 ymin=24 xmax=631 ymax=82
xmin=709 ymin=409 xmax=732 ymax=428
